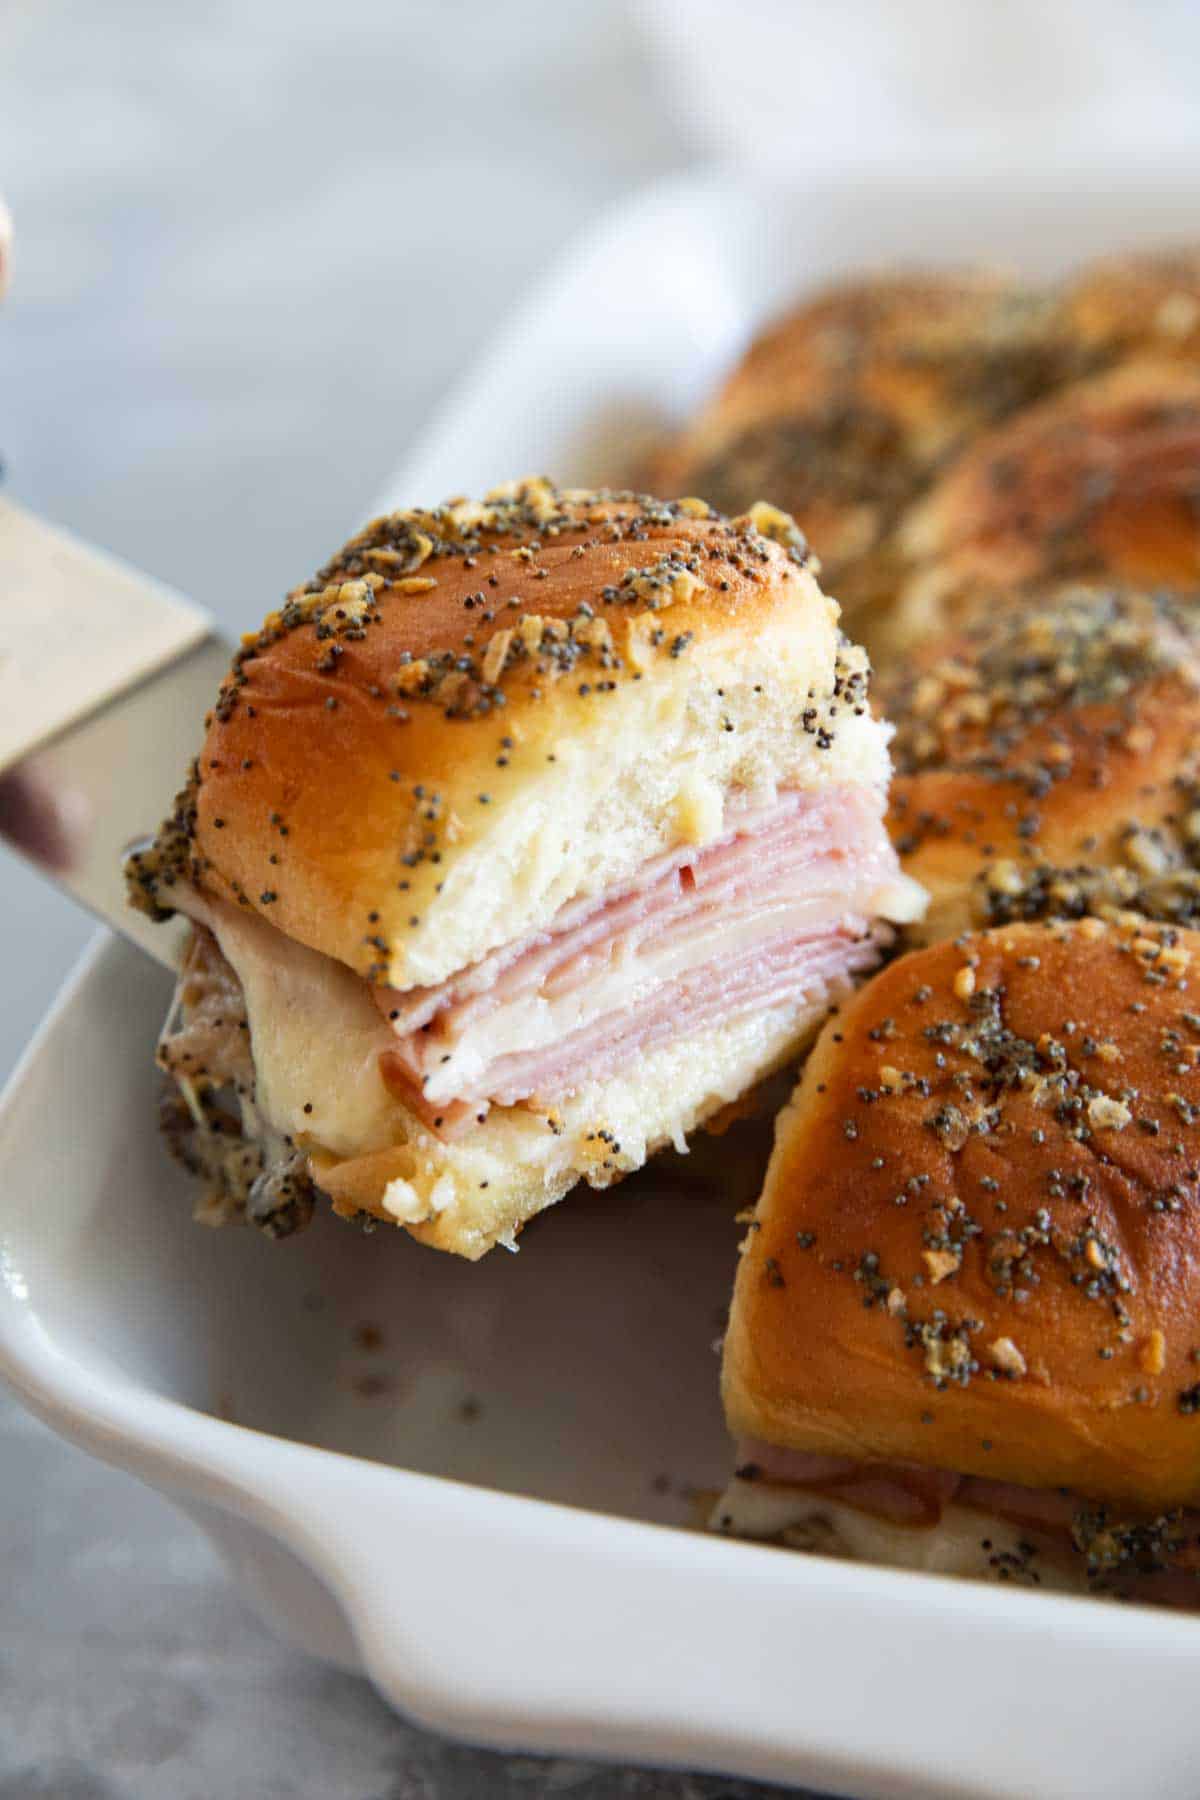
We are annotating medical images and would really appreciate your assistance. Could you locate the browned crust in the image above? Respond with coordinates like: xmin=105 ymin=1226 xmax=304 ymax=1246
xmin=1063 ymin=247 xmax=1200 ymax=364
xmin=879 ymin=586 xmax=1200 ymax=941
xmin=652 ymin=269 xmax=1086 ymax=628
xmin=897 ymin=361 xmax=1200 ymax=642
xmin=723 ymin=918 xmax=1200 ymax=1510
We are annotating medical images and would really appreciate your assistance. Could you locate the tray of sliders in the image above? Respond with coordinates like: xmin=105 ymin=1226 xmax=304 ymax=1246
xmin=5 ymin=168 xmax=1200 ymax=1798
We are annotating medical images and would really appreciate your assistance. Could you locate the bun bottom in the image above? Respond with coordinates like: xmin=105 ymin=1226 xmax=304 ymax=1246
xmin=315 ymin=994 xmax=851 ymax=1259
xmin=165 ymin=889 xmax=890 ymax=1259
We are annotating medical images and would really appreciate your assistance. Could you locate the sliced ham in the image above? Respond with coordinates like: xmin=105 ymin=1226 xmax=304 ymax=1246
xmin=376 ymin=785 xmax=912 ymax=1114
xmin=733 ymin=1437 xmax=1200 ymax=1600
xmin=734 ymin=1440 xmax=963 ymax=1526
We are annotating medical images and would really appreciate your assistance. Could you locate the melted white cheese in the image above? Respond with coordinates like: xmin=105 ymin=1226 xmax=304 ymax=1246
xmin=172 ymin=887 xmax=406 ymax=1157
xmin=711 ymin=1476 xmax=1085 ymax=1592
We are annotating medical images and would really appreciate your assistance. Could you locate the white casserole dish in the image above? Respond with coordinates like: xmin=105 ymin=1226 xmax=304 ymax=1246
xmin=4 ymin=169 xmax=1200 ymax=1798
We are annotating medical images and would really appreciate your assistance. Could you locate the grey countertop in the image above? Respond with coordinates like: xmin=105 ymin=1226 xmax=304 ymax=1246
xmin=0 ymin=3 xmax=805 ymax=1793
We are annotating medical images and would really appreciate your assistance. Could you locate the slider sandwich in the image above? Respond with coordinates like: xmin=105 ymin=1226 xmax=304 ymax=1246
xmin=718 ymin=916 xmax=1200 ymax=1605
xmin=883 ymin=584 xmax=1200 ymax=945
xmin=128 ymin=481 xmax=920 ymax=1258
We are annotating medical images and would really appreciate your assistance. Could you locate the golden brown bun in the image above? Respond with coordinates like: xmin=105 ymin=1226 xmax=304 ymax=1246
xmin=892 ymin=361 xmax=1200 ymax=653
xmin=1063 ymin=246 xmax=1200 ymax=364
xmin=132 ymin=480 xmax=890 ymax=991
xmin=723 ymin=918 xmax=1200 ymax=1511
xmin=881 ymin=587 xmax=1200 ymax=943
xmin=652 ymin=271 xmax=1078 ymax=637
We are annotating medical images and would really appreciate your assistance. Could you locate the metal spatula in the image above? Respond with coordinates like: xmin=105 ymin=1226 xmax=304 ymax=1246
xmin=0 ymin=497 xmax=231 ymax=968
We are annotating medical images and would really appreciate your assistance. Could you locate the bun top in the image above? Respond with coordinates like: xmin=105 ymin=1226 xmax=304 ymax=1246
xmin=130 ymin=480 xmax=887 ymax=989
xmin=723 ymin=917 xmax=1200 ymax=1510
xmin=882 ymin=586 xmax=1200 ymax=943
xmin=893 ymin=361 xmax=1200 ymax=651
xmin=652 ymin=270 xmax=1075 ymax=629
xmin=676 ymin=269 xmax=1056 ymax=451
xmin=1063 ymin=246 xmax=1200 ymax=365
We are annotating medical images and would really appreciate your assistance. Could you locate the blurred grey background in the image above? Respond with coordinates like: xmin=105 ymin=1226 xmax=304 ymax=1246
xmin=1 ymin=0 xmax=1188 ymax=1793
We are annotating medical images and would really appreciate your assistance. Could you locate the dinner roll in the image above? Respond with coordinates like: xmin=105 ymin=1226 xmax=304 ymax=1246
xmin=882 ymin=585 xmax=1200 ymax=944
xmin=724 ymin=917 xmax=1200 ymax=1514
xmin=131 ymin=479 xmax=917 ymax=1257
xmin=892 ymin=361 xmax=1200 ymax=653
xmin=1063 ymin=245 xmax=1200 ymax=365
xmin=653 ymin=270 xmax=1077 ymax=641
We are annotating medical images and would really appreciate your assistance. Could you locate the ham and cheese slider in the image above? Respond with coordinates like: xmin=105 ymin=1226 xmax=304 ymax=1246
xmin=129 ymin=480 xmax=919 ymax=1258
xmin=718 ymin=917 xmax=1200 ymax=1605
xmin=1062 ymin=245 xmax=1200 ymax=366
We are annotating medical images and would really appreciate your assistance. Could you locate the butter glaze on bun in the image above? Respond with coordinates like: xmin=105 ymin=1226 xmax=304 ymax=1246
xmin=145 ymin=482 xmax=884 ymax=988
xmin=723 ymin=918 xmax=1200 ymax=1515
xmin=892 ymin=361 xmax=1200 ymax=653
xmin=652 ymin=271 xmax=1079 ymax=641
xmin=881 ymin=586 xmax=1200 ymax=944
xmin=131 ymin=480 xmax=915 ymax=1257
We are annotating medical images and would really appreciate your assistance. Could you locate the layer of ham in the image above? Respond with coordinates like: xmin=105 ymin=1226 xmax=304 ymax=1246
xmin=375 ymin=785 xmax=910 ymax=1120
xmin=733 ymin=1438 xmax=1200 ymax=1600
